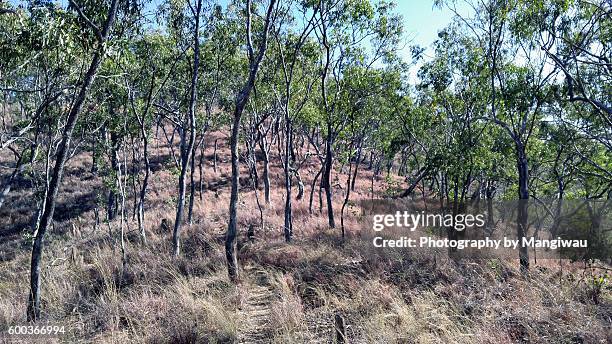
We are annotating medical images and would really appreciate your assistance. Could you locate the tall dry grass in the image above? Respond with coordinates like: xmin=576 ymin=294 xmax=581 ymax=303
xmin=0 ymin=130 xmax=609 ymax=343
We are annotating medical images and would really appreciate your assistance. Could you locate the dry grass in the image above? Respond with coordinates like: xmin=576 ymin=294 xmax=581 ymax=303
xmin=0 ymin=129 xmax=610 ymax=343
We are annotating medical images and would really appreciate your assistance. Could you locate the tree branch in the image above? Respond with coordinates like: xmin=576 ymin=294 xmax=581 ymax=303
xmin=69 ymin=0 xmax=103 ymax=42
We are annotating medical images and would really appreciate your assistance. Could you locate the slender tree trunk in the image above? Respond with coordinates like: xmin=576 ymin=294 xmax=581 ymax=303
xmin=172 ymin=133 xmax=189 ymax=255
xmin=294 ymin=169 xmax=304 ymax=200
xmin=130 ymin=137 xmax=139 ymax=220
xmin=247 ymin=137 xmax=265 ymax=230
xmin=322 ymin=127 xmax=335 ymax=228
xmin=309 ymin=165 xmax=323 ymax=214
xmin=172 ymin=0 xmax=201 ymax=257
xmin=551 ymin=179 xmax=564 ymax=236
xmin=283 ymin=118 xmax=293 ymax=242
xmin=117 ymin=141 xmax=127 ymax=267
xmin=248 ymin=140 xmax=259 ymax=188
xmin=27 ymin=0 xmax=119 ymax=321
xmin=133 ymin=71 xmax=155 ymax=245
xmin=213 ymin=138 xmax=218 ymax=173
xmin=226 ymin=110 xmax=242 ymax=281
xmin=290 ymin=133 xmax=303 ymax=200
xmin=318 ymin=180 xmax=324 ymax=213
xmin=259 ymin=135 xmax=270 ymax=204
xmin=0 ymin=165 xmax=20 ymax=209
xmin=398 ymin=166 xmax=429 ymax=198
xmin=340 ymin=154 xmax=353 ymax=239
xmin=187 ymin=141 xmax=197 ymax=225
xmin=0 ymin=144 xmax=37 ymax=209
xmin=137 ymin=126 xmax=150 ymax=244
xmin=107 ymin=132 xmax=119 ymax=221
xmin=350 ymin=139 xmax=363 ymax=191
xmin=371 ymin=167 xmax=375 ymax=202
xmin=516 ymin=141 xmax=530 ymax=272
xmin=162 ymin=125 xmax=181 ymax=169
xmin=198 ymin=141 xmax=205 ymax=200
xmin=225 ymin=0 xmax=276 ymax=281
xmin=486 ymin=182 xmax=495 ymax=233
xmin=447 ymin=177 xmax=459 ymax=252
xmin=91 ymin=135 xmax=99 ymax=174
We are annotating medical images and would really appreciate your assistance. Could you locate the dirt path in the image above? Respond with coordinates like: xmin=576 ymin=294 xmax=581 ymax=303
xmin=237 ymin=267 xmax=355 ymax=343
xmin=238 ymin=268 xmax=275 ymax=344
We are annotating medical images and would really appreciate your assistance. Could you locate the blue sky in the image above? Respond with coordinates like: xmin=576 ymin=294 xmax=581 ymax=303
xmin=393 ymin=1 xmax=471 ymax=81
xmin=397 ymin=1 xmax=461 ymax=56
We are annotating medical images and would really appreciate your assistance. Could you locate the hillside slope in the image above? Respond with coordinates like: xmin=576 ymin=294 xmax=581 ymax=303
xmin=0 ymin=131 xmax=610 ymax=343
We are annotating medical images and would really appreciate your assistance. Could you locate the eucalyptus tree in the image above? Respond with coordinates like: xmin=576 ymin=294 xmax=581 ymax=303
xmin=494 ymin=9 xmax=557 ymax=272
xmin=0 ymin=2 xmax=79 ymax=212
xmin=123 ymin=33 xmax=178 ymax=244
xmin=25 ymin=0 xmax=128 ymax=322
xmin=89 ymin=70 xmax=133 ymax=263
xmin=489 ymin=66 xmax=544 ymax=271
xmin=314 ymin=0 xmax=403 ymax=228
xmin=169 ymin=0 xmax=203 ymax=258
xmin=241 ymin=62 xmax=279 ymax=205
xmin=90 ymin=61 xmax=132 ymax=224
xmin=528 ymin=0 xmax=611 ymax=120
xmin=519 ymin=0 xmax=611 ymax=186
xmin=526 ymin=122 xmax=581 ymax=235
xmin=272 ymin=0 xmax=319 ymax=242
xmin=411 ymin=24 xmax=506 ymax=245
xmin=337 ymin=66 xmax=403 ymax=234
xmin=185 ymin=4 xmax=231 ymax=224
xmin=344 ymin=69 xmax=403 ymax=193
xmin=439 ymin=0 xmax=560 ymax=270
xmin=241 ymin=38 xmax=288 ymax=209
xmin=154 ymin=0 xmax=239 ymax=255
xmin=225 ymin=0 xmax=278 ymax=282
